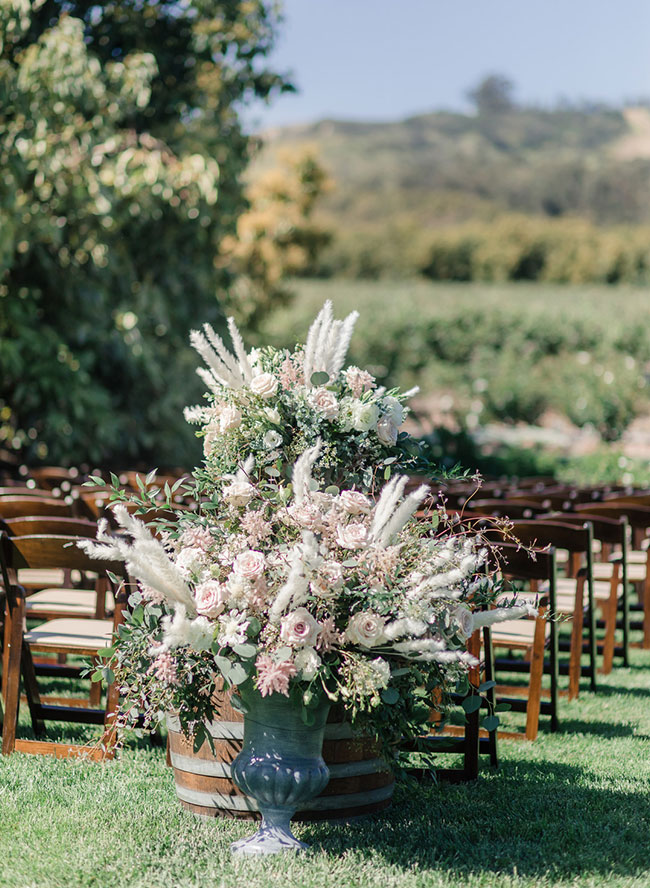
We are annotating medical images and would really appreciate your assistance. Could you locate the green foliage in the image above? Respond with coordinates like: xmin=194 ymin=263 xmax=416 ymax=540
xmin=261 ymin=279 xmax=650 ymax=443
xmin=421 ymin=214 xmax=650 ymax=285
xmin=0 ymin=1 xmax=290 ymax=467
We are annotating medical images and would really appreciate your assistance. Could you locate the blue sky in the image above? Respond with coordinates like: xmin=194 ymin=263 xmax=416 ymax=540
xmin=247 ymin=0 xmax=650 ymax=129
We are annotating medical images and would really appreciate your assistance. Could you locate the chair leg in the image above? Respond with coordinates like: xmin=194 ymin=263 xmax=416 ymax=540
xmin=600 ymin=573 xmax=619 ymax=675
xmin=482 ymin=626 xmax=499 ymax=767
xmin=643 ymin=567 xmax=650 ymax=649
xmin=1 ymin=597 xmax=25 ymax=755
xmin=525 ymin=612 xmax=546 ymax=741
xmin=99 ymin=675 xmax=120 ymax=759
xmin=2 ymin=597 xmax=12 ymax=702
xmin=21 ymin=644 xmax=45 ymax=735
xmin=568 ymin=578 xmax=584 ymax=701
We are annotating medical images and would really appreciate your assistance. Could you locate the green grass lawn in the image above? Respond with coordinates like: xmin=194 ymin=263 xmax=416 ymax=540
xmin=2 ymin=645 xmax=650 ymax=888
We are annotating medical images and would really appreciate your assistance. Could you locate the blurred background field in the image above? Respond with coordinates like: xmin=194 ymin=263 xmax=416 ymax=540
xmin=260 ymin=279 xmax=650 ymax=484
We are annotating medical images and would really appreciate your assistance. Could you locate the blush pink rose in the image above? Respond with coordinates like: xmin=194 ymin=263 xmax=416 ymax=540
xmin=345 ymin=611 xmax=386 ymax=647
xmin=280 ymin=607 xmax=322 ymax=647
xmin=194 ymin=581 xmax=228 ymax=618
xmin=233 ymin=549 xmax=266 ymax=580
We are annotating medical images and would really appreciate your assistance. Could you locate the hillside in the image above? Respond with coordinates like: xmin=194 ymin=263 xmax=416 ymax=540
xmin=253 ymin=105 xmax=650 ymax=278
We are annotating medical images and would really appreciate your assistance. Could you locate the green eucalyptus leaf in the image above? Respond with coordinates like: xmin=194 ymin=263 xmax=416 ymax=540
xmin=482 ymin=715 xmax=500 ymax=732
xmin=381 ymin=687 xmax=400 ymax=705
xmin=461 ymin=695 xmax=482 ymax=714
xmin=233 ymin=643 xmax=257 ymax=659
xmin=310 ymin=371 xmax=330 ymax=386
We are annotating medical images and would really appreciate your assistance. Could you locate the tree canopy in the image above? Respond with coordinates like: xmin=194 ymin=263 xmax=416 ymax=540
xmin=0 ymin=0 xmax=292 ymax=468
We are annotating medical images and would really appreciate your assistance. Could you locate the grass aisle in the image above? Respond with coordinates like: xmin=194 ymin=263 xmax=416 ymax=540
xmin=1 ymin=651 xmax=650 ymax=888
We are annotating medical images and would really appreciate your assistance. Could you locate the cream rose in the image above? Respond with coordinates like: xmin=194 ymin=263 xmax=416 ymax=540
xmin=336 ymin=522 xmax=370 ymax=550
xmin=233 ymin=549 xmax=266 ymax=580
xmin=376 ymin=415 xmax=399 ymax=446
xmin=309 ymin=387 xmax=339 ymax=420
xmin=174 ymin=546 xmax=207 ymax=580
xmin=194 ymin=581 xmax=228 ymax=618
xmin=223 ymin=480 xmax=256 ymax=507
xmin=339 ymin=490 xmax=372 ymax=515
xmin=294 ymin=646 xmax=322 ymax=680
xmin=350 ymin=400 xmax=380 ymax=432
xmin=250 ymin=373 xmax=279 ymax=399
xmin=219 ymin=405 xmax=242 ymax=433
xmin=280 ymin=607 xmax=322 ymax=647
xmin=345 ymin=611 xmax=386 ymax=647
xmin=263 ymin=429 xmax=283 ymax=449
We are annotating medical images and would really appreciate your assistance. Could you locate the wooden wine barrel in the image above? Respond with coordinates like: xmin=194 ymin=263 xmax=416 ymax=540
xmin=167 ymin=694 xmax=395 ymax=822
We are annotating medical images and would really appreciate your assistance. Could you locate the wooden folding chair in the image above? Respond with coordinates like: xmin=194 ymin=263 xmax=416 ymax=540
xmin=402 ymin=625 xmax=499 ymax=782
xmin=489 ymin=543 xmax=558 ymax=741
xmin=0 ymin=516 xmax=110 ymax=622
xmin=505 ymin=521 xmax=596 ymax=699
xmin=1 ymin=533 xmax=127 ymax=759
xmin=574 ymin=503 xmax=650 ymax=649
xmin=541 ymin=512 xmax=628 ymax=671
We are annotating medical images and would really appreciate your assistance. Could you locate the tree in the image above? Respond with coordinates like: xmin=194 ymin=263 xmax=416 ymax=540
xmin=467 ymin=74 xmax=516 ymax=116
xmin=0 ymin=0 xmax=293 ymax=468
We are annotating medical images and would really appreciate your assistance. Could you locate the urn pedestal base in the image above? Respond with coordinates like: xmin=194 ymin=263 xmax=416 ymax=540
xmin=229 ymin=684 xmax=331 ymax=856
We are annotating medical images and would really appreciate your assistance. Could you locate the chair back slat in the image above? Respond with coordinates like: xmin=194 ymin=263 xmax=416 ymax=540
xmin=0 ymin=497 xmax=73 ymax=518
xmin=509 ymin=520 xmax=591 ymax=554
xmin=541 ymin=512 xmax=626 ymax=546
xmin=1 ymin=534 xmax=125 ymax=577
xmin=1 ymin=516 xmax=98 ymax=537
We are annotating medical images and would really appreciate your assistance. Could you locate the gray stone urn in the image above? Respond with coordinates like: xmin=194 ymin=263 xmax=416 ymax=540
xmin=230 ymin=682 xmax=331 ymax=855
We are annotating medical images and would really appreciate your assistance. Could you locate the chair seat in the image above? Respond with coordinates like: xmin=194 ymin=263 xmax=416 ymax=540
xmin=593 ymin=561 xmax=646 ymax=582
xmin=24 ymin=618 xmax=113 ymax=650
xmin=492 ymin=618 xmax=549 ymax=648
xmin=25 ymin=587 xmax=115 ymax=617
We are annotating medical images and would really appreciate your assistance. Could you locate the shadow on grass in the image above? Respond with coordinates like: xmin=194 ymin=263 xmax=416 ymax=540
xmin=303 ymin=760 xmax=650 ymax=878
xmin=556 ymin=718 xmax=650 ymax=740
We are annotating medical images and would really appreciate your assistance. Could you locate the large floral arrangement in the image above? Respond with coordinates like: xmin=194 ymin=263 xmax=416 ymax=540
xmin=184 ymin=300 xmax=422 ymax=491
xmin=81 ymin=303 xmax=531 ymax=754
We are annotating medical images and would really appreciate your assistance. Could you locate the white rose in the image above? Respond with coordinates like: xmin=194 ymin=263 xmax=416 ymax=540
xmin=175 ymin=546 xmax=208 ymax=580
xmin=453 ymin=605 xmax=474 ymax=639
xmin=345 ymin=611 xmax=387 ymax=648
xmin=234 ymin=549 xmax=266 ymax=580
xmin=280 ymin=607 xmax=322 ymax=647
xmin=382 ymin=396 xmax=405 ymax=426
xmin=250 ymin=373 xmax=279 ymax=399
xmin=219 ymin=405 xmax=242 ymax=433
xmin=376 ymin=415 xmax=399 ymax=446
xmin=309 ymin=387 xmax=339 ymax=420
xmin=294 ymin=646 xmax=322 ymax=680
xmin=194 ymin=581 xmax=228 ymax=618
xmin=350 ymin=400 xmax=380 ymax=432
xmin=263 ymin=429 xmax=283 ymax=449
xmin=339 ymin=490 xmax=372 ymax=515
xmin=223 ymin=480 xmax=256 ymax=507
xmin=336 ymin=522 xmax=370 ymax=550
xmin=368 ymin=657 xmax=391 ymax=689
